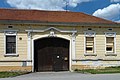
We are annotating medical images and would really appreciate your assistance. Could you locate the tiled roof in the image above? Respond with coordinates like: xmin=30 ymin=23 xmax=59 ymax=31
xmin=0 ymin=8 xmax=117 ymax=24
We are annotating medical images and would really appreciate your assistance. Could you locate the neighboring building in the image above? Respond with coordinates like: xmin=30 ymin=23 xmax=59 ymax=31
xmin=0 ymin=8 xmax=119 ymax=72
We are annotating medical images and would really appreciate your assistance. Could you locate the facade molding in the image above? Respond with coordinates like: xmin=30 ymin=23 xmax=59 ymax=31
xmin=84 ymin=31 xmax=96 ymax=55
xmin=105 ymin=32 xmax=116 ymax=55
xmin=4 ymin=30 xmax=19 ymax=32
xmin=27 ymin=31 xmax=32 ymax=61
xmin=32 ymin=35 xmax=72 ymax=72
xmin=4 ymin=30 xmax=18 ymax=56
xmin=0 ymin=20 xmax=119 ymax=27
xmin=0 ymin=60 xmax=32 ymax=62
xmin=72 ymin=59 xmax=120 ymax=61
xmin=25 ymin=27 xmax=77 ymax=33
xmin=105 ymin=32 xmax=116 ymax=37
xmin=71 ymin=32 xmax=76 ymax=60
xmin=26 ymin=27 xmax=77 ymax=72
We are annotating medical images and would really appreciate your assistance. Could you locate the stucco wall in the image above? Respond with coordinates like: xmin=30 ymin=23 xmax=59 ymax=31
xmin=73 ymin=27 xmax=120 ymax=70
xmin=75 ymin=27 xmax=120 ymax=59
xmin=0 ymin=24 xmax=120 ymax=71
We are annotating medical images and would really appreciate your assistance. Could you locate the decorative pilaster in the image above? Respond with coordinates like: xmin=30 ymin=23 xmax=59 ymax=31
xmin=71 ymin=32 xmax=76 ymax=60
xmin=27 ymin=31 xmax=32 ymax=60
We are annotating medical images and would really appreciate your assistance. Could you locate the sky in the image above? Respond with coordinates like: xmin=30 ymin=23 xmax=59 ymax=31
xmin=0 ymin=0 xmax=120 ymax=23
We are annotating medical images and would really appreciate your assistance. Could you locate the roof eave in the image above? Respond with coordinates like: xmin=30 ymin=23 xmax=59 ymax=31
xmin=0 ymin=20 xmax=119 ymax=27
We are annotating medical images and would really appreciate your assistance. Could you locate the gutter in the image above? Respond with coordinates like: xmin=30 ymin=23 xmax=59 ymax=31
xmin=0 ymin=20 xmax=119 ymax=27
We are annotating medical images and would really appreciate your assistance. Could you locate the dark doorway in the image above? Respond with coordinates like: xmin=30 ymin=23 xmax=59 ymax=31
xmin=34 ymin=37 xmax=69 ymax=72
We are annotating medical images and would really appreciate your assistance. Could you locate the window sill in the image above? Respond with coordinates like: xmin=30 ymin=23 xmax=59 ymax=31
xmin=84 ymin=53 xmax=97 ymax=56
xmin=105 ymin=53 xmax=117 ymax=56
xmin=4 ymin=54 xmax=19 ymax=57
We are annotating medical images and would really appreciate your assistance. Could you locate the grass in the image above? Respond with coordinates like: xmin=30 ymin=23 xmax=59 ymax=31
xmin=0 ymin=72 xmax=30 ymax=78
xmin=74 ymin=66 xmax=120 ymax=74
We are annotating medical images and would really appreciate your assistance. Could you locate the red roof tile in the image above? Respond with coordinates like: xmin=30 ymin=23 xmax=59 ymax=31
xmin=0 ymin=8 xmax=117 ymax=24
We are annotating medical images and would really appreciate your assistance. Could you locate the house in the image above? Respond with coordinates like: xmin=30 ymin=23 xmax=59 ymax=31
xmin=0 ymin=8 xmax=119 ymax=72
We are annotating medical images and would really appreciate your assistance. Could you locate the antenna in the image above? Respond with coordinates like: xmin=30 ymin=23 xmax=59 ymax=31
xmin=65 ymin=0 xmax=69 ymax=12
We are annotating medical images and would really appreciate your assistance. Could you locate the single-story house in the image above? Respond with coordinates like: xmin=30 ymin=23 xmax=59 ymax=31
xmin=0 ymin=8 xmax=119 ymax=72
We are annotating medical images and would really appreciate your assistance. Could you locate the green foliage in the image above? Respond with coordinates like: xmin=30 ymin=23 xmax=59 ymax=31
xmin=0 ymin=72 xmax=30 ymax=78
xmin=74 ymin=66 xmax=120 ymax=74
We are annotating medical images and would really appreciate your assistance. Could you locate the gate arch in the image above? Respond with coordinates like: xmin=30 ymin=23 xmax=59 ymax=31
xmin=33 ymin=37 xmax=70 ymax=72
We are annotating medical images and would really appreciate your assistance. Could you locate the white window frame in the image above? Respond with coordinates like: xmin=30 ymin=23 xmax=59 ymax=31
xmin=105 ymin=32 xmax=116 ymax=56
xmin=4 ymin=31 xmax=18 ymax=56
xmin=84 ymin=31 xmax=96 ymax=56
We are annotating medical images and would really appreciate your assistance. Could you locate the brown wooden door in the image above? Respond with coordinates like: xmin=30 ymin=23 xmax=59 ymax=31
xmin=52 ymin=54 xmax=63 ymax=71
xmin=34 ymin=37 xmax=69 ymax=72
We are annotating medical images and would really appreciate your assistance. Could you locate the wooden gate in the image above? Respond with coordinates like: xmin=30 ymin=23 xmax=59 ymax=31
xmin=34 ymin=37 xmax=69 ymax=72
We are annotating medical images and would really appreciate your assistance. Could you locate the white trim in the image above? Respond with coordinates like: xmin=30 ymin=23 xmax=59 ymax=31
xmin=105 ymin=32 xmax=116 ymax=55
xmin=84 ymin=34 xmax=86 ymax=55
xmin=71 ymin=33 xmax=76 ymax=66
xmin=85 ymin=32 xmax=95 ymax=37
xmin=115 ymin=35 xmax=116 ymax=54
xmin=105 ymin=32 xmax=116 ymax=37
xmin=4 ymin=30 xmax=19 ymax=32
xmin=71 ymin=33 xmax=76 ymax=60
xmin=4 ymin=31 xmax=18 ymax=56
xmin=4 ymin=32 xmax=5 ymax=56
xmin=94 ymin=34 xmax=96 ymax=55
xmin=69 ymin=38 xmax=72 ymax=71
xmin=84 ymin=31 xmax=96 ymax=55
xmin=4 ymin=54 xmax=19 ymax=57
xmin=28 ymin=27 xmax=77 ymax=72
xmin=32 ymin=39 xmax=34 ymax=72
xmin=27 ymin=32 xmax=31 ymax=60
xmin=25 ymin=27 xmax=77 ymax=33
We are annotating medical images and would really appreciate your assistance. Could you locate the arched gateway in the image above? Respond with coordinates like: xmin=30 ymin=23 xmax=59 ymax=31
xmin=34 ymin=37 xmax=70 ymax=72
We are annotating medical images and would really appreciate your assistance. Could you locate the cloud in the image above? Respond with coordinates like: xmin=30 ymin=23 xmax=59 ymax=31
xmin=6 ymin=0 xmax=93 ymax=11
xmin=116 ymin=20 xmax=120 ymax=23
xmin=93 ymin=3 xmax=120 ymax=22
xmin=111 ymin=0 xmax=120 ymax=2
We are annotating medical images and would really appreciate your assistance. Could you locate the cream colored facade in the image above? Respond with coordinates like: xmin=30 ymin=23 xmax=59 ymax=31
xmin=0 ymin=23 xmax=120 ymax=72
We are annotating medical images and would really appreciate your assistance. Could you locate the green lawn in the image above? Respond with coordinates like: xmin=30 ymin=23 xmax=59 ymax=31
xmin=0 ymin=72 xmax=30 ymax=78
xmin=74 ymin=66 xmax=120 ymax=74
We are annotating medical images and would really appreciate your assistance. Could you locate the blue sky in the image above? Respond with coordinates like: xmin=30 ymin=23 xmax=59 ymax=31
xmin=69 ymin=0 xmax=111 ymax=14
xmin=0 ymin=0 xmax=120 ymax=22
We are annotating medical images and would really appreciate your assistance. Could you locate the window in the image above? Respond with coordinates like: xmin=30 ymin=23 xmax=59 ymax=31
xmin=84 ymin=32 xmax=96 ymax=55
xmin=108 ymin=28 xmax=112 ymax=31
xmin=106 ymin=37 xmax=114 ymax=52
xmin=86 ymin=37 xmax=94 ymax=53
xmin=6 ymin=35 xmax=16 ymax=54
xmin=4 ymin=31 xmax=17 ymax=55
xmin=105 ymin=32 xmax=116 ymax=54
xmin=8 ymin=26 xmax=13 ymax=28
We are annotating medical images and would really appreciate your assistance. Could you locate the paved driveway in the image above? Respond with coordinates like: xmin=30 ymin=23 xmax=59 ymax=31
xmin=0 ymin=71 xmax=120 ymax=80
